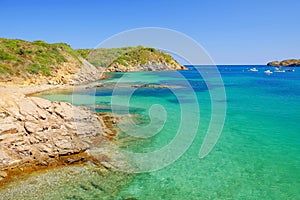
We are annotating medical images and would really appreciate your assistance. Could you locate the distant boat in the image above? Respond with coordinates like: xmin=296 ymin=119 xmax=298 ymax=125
xmin=274 ymin=69 xmax=285 ymax=73
xmin=274 ymin=67 xmax=285 ymax=73
xmin=264 ymin=70 xmax=273 ymax=74
xmin=285 ymin=69 xmax=295 ymax=72
xmin=249 ymin=67 xmax=258 ymax=72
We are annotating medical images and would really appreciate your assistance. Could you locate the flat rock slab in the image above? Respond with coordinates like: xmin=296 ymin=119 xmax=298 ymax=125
xmin=0 ymin=91 xmax=110 ymax=177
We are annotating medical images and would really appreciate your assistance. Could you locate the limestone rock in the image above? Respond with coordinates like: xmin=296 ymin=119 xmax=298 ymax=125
xmin=31 ymin=97 xmax=52 ymax=109
xmin=53 ymin=138 xmax=73 ymax=150
xmin=0 ymin=124 xmax=19 ymax=135
xmin=36 ymin=107 xmax=47 ymax=120
xmin=0 ymin=171 xmax=7 ymax=178
xmin=0 ymin=92 xmax=109 ymax=180
xmin=0 ymin=171 xmax=7 ymax=181
xmin=19 ymin=99 xmax=38 ymax=118
xmin=24 ymin=121 xmax=43 ymax=133
xmin=54 ymin=102 xmax=74 ymax=121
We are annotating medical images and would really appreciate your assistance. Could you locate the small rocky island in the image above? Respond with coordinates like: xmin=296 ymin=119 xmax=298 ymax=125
xmin=267 ymin=59 xmax=300 ymax=66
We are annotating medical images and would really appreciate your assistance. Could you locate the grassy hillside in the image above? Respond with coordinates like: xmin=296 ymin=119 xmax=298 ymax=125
xmin=0 ymin=38 xmax=81 ymax=77
xmin=0 ymin=38 xmax=184 ymax=84
xmin=77 ymin=47 xmax=137 ymax=68
xmin=77 ymin=46 xmax=184 ymax=71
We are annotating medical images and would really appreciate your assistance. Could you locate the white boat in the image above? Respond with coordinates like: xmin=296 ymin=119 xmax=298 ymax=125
xmin=274 ymin=67 xmax=285 ymax=72
xmin=264 ymin=70 xmax=273 ymax=74
xmin=285 ymin=69 xmax=295 ymax=72
xmin=249 ymin=67 xmax=258 ymax=72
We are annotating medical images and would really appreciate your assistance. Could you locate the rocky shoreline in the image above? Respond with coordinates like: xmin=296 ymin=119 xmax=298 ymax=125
xmin=0 ymin=64 xmax=187 ymax=186
xmin=0 ymin=85 xmax=125 ymax=185
xmin=0 ymin=39 xmax=188 ymax=188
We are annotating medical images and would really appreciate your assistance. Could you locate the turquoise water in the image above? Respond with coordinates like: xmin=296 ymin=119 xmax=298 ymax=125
xmin=36 ymin=66 xmax=300 ymax=199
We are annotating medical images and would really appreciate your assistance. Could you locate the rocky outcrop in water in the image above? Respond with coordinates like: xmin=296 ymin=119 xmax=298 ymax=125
xmin=267 ymin=59 xmax=300 ymax=66
xmin=0 ymin=91 xmax=115 ymax=182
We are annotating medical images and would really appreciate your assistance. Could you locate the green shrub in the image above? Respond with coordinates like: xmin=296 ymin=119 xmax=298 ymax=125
xmin=145 ymin=47 xmax=156 ymax=52
xmin=23 ymin=64 xmax=51 ymax=76
xmin=17 ymin=49 xmax=25 ymax=55
xmin=0 ymin=38 xmax=83 ymax=78
xmin=165 ymin=56 xmax=171 ymax=63
xmin=0 ymin=50 xmax=16 ymax=61
xmin=2 ymin=39 xmax=20 ymax=49
xmin=32 ymin=40 xmax=48 ymax=47
xmin=53 ymin=43 xmax=80 ymax=59
xmin=77 ymin=49 xmax=91 ymax=59
xmin=0 ymin=63 xmax=14 ymax=74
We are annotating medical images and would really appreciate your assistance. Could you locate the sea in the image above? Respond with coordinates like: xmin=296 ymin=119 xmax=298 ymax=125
xmin=1 ymin=65 xmax=299 ymax=200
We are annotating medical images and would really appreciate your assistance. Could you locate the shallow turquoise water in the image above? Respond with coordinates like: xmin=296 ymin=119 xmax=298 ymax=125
xmin=38 ymin=65 xmax=300 ymax=199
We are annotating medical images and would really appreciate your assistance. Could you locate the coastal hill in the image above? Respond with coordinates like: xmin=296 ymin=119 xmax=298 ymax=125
xmin=267 ymin=59 xmax=300 ymax=66
xmin=77 ymin=46 xmax=186 ymax=72
xmin=0 ymin=38 xmax=185 ymax=86
xmin=0 ymin=38 xmax=101 ymax=85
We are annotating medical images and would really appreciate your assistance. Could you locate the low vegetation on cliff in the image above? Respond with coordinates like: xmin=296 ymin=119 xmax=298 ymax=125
xmin=77 ymin=46 xmax=186 ymax=72
xmin=0 ymin=38 xmax=101 ymax=85
xmin=0 ymin=38 xmax=81 ymax=77
xmin=0 ymin=38 xmax=185 ymax=84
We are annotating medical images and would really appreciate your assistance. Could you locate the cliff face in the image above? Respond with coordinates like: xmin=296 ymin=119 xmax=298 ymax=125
xmin=267 ymin=59 xmax=300 ymax=66
xmin=78 ymin=46 xmax=187 ymax=72
xmin=0 ymin=38 xmax=102 ymax=85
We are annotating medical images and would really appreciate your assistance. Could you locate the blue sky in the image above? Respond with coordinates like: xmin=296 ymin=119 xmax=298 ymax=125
xmin=1 ymin=0 xmax=299 ymax=64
